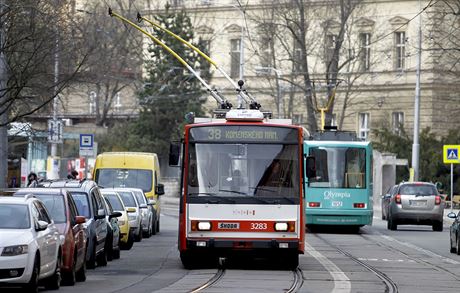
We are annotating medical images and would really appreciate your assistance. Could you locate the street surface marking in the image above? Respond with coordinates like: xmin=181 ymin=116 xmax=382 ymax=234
xmin=380 ymin=234 xmax=460 ymax=265
xmin=358 ymin=257 xmax=416 ymax=263
xmin=305 ymin=241 xmax=351 ymax=293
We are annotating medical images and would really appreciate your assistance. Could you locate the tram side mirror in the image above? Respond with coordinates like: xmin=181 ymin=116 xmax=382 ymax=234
xmin=169 ymin=142 xmax=181 ymax=166
xmin=305 ymin=156 xmax=316 ymax=179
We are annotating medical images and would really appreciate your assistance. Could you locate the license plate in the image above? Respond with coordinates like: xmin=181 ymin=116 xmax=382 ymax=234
xmin=218 ymin=222 xmax=240 ymax=229
xmin=410 ymin=200 xmax=427 ymax=207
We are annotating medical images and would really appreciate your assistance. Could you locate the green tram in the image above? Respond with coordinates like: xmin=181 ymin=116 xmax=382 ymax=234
xmin=304 ymin=131 xmax=373 ymax=230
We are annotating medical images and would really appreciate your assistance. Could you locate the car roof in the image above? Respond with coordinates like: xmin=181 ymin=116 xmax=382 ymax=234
xmin=38 ymin=179 xmax=96 ymax=188
xmin=15 ymin=188 xmax=66 ymax=195
xmin=0 ymin=196 xmax=33 ymax=204
xmin=398 ymin=181 xmax=435 ymax=186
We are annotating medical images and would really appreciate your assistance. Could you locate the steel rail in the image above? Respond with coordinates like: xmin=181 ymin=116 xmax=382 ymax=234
xmin=286 ymin=268 xmax=304 ymax=293
xmin=188 ymin=268 xmax=225 ymax=293
xmin=315 ymin=234 xmax=398 ymax=293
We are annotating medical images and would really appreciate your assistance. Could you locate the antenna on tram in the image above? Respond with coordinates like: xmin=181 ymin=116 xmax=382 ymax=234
xmin=136 ymin=12 xmax=261 ymax=110
xmin=108 ymin=8 xmax=232 ymax=110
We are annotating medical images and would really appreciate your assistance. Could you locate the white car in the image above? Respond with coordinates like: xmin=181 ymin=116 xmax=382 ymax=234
xmin=0 ymin=195 xmax=61 ymax=292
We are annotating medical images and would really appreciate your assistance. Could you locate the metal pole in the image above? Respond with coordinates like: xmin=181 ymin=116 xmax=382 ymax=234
xmin=451 ymin=163 xmax=454 ymax=212
xmin=411 ymin=0 xmax=422 ymax=181
xmin=0 ymin=0 xmax=8 ymax=188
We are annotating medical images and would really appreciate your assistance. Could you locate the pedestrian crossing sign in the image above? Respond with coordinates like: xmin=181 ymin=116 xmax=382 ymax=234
xmin=443 ymin=145 xmax=460 ymax=164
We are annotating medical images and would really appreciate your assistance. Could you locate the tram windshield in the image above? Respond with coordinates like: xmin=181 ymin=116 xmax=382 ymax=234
xmin=308 ymin=147 xmax=366 ymax=189
xmin=187 ymin=143 xmax=300 ymax=204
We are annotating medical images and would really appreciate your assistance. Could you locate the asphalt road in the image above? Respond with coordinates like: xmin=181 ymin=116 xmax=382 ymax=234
xmin=3 ymin=204 xmax=460 ymax=293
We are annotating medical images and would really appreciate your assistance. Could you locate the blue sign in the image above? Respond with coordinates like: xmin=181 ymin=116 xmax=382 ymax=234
xmin=447 ymin=148 xmax=458 ymax=160
xmin=80 ymin=134 xmax=94 ymax=148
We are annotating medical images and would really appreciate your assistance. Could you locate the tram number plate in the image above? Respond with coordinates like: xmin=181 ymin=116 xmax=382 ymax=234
xmin=332 ymin=201 xmax=343 ymax=207
xmin=218 ymin=222 xmax=240 ymax=229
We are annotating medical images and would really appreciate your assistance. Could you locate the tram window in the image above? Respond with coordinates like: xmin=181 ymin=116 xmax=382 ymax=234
xmin=345 ymin=148 xmax=366 ymax=188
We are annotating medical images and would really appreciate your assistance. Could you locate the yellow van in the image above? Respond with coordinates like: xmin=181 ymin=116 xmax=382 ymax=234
xmin=93 ymin=152 xmax=164 ymax=233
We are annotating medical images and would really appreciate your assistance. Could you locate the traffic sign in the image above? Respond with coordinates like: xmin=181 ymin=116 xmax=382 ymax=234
xmin=80 ymin=134 xmax=94 ymax=148
xmin=443 ymin=145 xmax=460 ymax=164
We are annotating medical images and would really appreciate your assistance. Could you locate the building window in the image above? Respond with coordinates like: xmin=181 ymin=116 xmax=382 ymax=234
xmin=392 ymin=112 xmax=404 ymax=135
xmin=358 ymin=113 xmax=370 ymax=140
xmin=293 ymin=40 xmax=302 ymax=73
xmin=359 ymin=33 xmax=371 ymax=71
xmin=292 ymin=114 xmax=303 ymax=125
xmin=230 ymin=39 xmax=241 ymax=78
xmin=260 ymin=37 xmax=272 ymax=68
xmin=114 ymin=92 xmax=122 ymax=113
xmin=395 ymin=32 xmax=406 ymax=70
xmin=325 ymin=34 xmax=337 ymax=66
xmin=89 ymin=91 xmax=96 ymax=114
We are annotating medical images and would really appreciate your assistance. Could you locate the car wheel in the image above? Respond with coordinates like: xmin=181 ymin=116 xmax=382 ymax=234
xmin=75 ymin=258 xmax=86 ymax=282
xmin=62 ymin=253 xmax=77 ymax=286
xmin=151 ymin=218 xmax=157 ymax=235
xmin=135 ymin=228 xmax=143 ymax=242
xmin=457 ymin=236 xmax=460 ymax=256
xmin=44 ymin=253 xmax=61 ymax=290
xmin=124 ymin=232 xmax=134 ymax=250
xmin=113 ymin=246 xmax=121 ymax=259
xmin=388 ymin=216 xmax=397 ymax=230
xmin=143 ymin=223 xmax=152 ymax=238
xmin=97 ymin=246 xmax=108 ymax=267
xmin=86 ymin=241 xmax=97 ymax=269
xmin=23 ymin=255 xmax=39 ymax=293
xmin=432 ymin=221 xmax=443 ymax=232
xmin=156 ymin=217 xmax=160 ymax=233
xmin=105 ymin=235 xmax=114 ymax=262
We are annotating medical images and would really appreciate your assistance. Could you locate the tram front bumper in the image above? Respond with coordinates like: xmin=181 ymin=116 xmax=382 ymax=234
xmin=186 ymin=239 xmax=299 ymax=251
xmin=306 ymin=209 xmax=373 ymax=225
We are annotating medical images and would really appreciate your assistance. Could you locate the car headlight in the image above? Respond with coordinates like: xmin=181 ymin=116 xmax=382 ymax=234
xmin=1 ymin=245 xmax=28 ymax=256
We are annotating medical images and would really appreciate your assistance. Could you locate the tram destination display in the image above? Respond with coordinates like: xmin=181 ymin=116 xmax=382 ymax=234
xmin=189 ymin=126 xmax=298 ymax=143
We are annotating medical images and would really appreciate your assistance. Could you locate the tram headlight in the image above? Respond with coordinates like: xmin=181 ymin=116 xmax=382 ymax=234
xmin=191 ymin=220 xmax=211 ymax=231
xmin=274 ymin=222 xmax=295 ymax=232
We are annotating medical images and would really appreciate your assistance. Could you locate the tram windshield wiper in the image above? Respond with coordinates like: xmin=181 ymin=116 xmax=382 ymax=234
xmin=218 ymin=189 xmax=248 ymax=196
xmin=188 ymin=192 xmax=235 ymax=204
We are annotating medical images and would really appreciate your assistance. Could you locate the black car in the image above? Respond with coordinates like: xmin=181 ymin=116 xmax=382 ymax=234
xmin=448 ymin=211 xmax=460 ymax=255
xmin=38 ymin=179 xmax=109 ymax=268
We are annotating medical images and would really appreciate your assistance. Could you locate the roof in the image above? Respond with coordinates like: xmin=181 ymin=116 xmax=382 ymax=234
xmin=15 ymin=188 xmax=65 ymax=195
xmin=0 ymin=196 xmax=31 ymax=204
xmin=305 ymin=140 xmax=371 ymax=147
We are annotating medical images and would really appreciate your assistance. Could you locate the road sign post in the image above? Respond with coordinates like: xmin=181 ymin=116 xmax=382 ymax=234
xmin=79 ymin=134 xmax=95 ymax=179
xmin=443 ymin=145 xmax=460 ymax=211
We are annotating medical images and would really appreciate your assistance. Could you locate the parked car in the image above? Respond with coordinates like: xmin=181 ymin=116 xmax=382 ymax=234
xmin=0 ymin=195 xmax=62 ymax=292
xmin=101 ymin=196 xmax=122 ymax=261
xmin=101 ymin=190 xmax=134 ymax=250
xmin=387 ymin=182 xmax=444 ymax=231
xmin=38 ymin=179 xmax=109 ymax=268
xmin=448 ymin=211 xmax=460 ymax=254
xmin=109 ymin=188 xmax=143 ymax=242
xmin=381 ymin=185 xmax=397 ymax=220
xmin=14 ymin=188 xmax=87 ymax=285
xmin=126 ymin=188 xmax=154 ymax=237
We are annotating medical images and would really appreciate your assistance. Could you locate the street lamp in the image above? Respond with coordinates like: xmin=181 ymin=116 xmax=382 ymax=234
xmin=256 ymin=66 xmax=282 ymax=118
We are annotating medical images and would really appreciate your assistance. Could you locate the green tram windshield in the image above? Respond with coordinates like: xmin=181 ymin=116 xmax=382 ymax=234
xmin=308 ymin=147 xmax=366 ymax=189
xmin=186 ymin=126 xmax=300 ymax=204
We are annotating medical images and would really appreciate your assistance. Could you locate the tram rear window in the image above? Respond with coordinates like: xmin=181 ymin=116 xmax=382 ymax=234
xmin=189 ymin=126 xmax=298 ymax=143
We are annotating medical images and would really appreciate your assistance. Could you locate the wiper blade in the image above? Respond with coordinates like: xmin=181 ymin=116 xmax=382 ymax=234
xmin=188 ymin=192 xmax=235 ymax=204
xmin=218 ymin=189 xmax=248 ymax=196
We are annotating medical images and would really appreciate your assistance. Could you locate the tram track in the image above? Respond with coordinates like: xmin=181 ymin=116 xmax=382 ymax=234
xmin=188 ymin=268 xmax=226 ymax=293
xmin=314 ymin=233 xmax=399 ymax=293
xmin=286 ymin=268 xmax=304 ymax=293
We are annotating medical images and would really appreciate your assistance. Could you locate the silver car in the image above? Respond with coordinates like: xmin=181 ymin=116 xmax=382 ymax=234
xmin=125 ymin=188 xmax=154 ymax=238
xmin=387 ymin=182 xmax=444 ymax=231
xmin=108 ymin=188 xmax=144 ymax=242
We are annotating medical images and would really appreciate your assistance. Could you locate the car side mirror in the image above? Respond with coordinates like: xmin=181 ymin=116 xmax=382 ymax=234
xmin=139 ymin=203 xmax=148 ymax=209
xmin=75 ymin=216 xmax=86 ymax=225
xmin=169 ymin=142 xmax=181 ymax=166
xmin=95 ymin=209 xmax=105 ymax=220
xmin=109 ymin=211 xmax=122 ymax=219
xmin=156 ymin=183 xmax=165 ymax=196
xmin=447 ymin=212 xmax=457 ymax=219
xmin=35 ymin=220 xmax=48 ymax=231
xmin=305 ymin=156 xmax=316 ymax=179
xmin=148 ymin=199 xmax=156 ymax=205
xmin=126 ymin=207 xmax=136 ymax=213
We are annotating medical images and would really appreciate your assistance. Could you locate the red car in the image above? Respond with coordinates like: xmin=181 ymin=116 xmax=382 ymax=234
xmin=15 ymin=188 xmax=87 ymax=285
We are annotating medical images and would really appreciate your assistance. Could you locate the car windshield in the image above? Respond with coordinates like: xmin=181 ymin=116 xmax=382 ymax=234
xmin=399 ymin=184 xmax=438 ymax=196
xmin=132 ymin=191 xmax=146 ymax=205
xmin=103 ymin=193 xmax=124 ymax=211
xmin=117 ymin=191 xmax=137 ymax=207
xmin=69 ymin=192 xmax=91 ymax=218
xmin=30 ymin=194 xmax=66 ymax=224
xmin=95 ymin=169 xmax=152 ymax=193
xmin=0 ymin=204 xmax=30 ymax=229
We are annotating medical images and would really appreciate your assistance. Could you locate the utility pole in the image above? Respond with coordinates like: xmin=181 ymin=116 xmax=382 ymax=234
xmin=411 ymin=0 xmax=422 ymax=181
xmin=0 ymin=0 xmax=8 ymax=188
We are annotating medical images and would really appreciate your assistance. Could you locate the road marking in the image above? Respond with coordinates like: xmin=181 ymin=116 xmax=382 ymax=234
xmin=380 ymin=234 xmax=460 ymax=265
xmin=305 ymin=241 xmax=351 ymax=293
xmin=358 ymin=257 xmax=415 ymax=263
